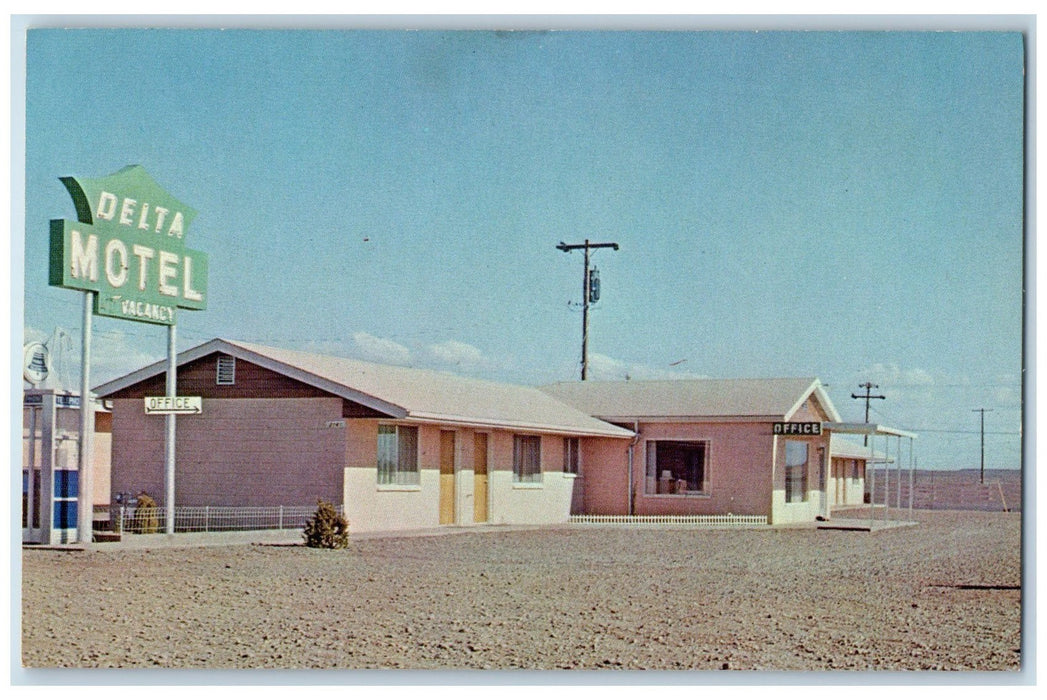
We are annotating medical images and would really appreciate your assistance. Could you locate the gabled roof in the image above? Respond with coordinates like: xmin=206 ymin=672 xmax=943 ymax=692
xmin=94 ymin=339 xmax=634 ymax=439
xmin=540 ymin=377 xmax=842 ymax=422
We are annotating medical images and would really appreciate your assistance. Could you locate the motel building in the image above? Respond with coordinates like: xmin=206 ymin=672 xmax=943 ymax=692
xmin=94 ymin=339 xmax=634 ymax=532
xmin=541 ymin=379 xmax=903 ymax=525
xmin=91 ymin=338 xmax=915 ymax=533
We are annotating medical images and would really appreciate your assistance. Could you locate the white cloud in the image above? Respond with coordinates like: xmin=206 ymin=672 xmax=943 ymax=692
xmin=351 ymin=331 xmax=412 ymax=366
xmin=300 ymin=339 xmax=355 ymax=358
xmin=860 ymin=362 xmax=935 ymax=386
xmin=427 ymin=340 xmax=494 ymax=370
xmin=588 ymin=353 xmax=707 ymax=381
xmin=93 ymin=331 xmax=162 ymax=385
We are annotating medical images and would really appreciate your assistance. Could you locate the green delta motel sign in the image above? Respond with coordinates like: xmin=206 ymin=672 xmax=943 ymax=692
xmin=47 ymin=165 xmax=208 ymax=542
xmin=49 ymin=165 xmax=208 ymax=324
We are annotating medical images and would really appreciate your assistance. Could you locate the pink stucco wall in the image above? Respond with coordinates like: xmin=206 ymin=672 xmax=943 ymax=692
xmin=577 ymin=437 xmax=631 ymax=514
xmin=576 ymin=422 xmax=778 ymax=517
xmin=636 ymin=422 xmax=775 ymax=517
xmin=110 ymin=397 xmax=347 ymax=507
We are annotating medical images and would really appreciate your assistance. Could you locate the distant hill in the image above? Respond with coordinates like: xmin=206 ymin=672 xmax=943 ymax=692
xmin=866 ymin=468 xmax=1021 ymax=512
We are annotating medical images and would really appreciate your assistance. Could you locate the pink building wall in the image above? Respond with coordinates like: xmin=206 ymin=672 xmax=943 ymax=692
xmin=578 ymin=437 xmax=632 ymax=514
xmin=640 ymin=422 xmax=773 ymax=517
xmin=110 ymin=397 xmax=347 ymax=507
xmin=577 ymin=422 xmax=775 ymax=517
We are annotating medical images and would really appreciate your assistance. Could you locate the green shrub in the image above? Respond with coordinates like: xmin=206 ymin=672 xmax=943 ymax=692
xmin=130 ymin=492 xmax=159 ymax=534
xmin=303 ymin=499 xmax=349 ymax=549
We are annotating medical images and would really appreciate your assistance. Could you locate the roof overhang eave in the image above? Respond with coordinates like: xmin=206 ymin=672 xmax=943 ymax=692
xmin=407 ymin=412 xmax=635 ymax=439
xmin=591 ymin=414 xmax=786 ymax=424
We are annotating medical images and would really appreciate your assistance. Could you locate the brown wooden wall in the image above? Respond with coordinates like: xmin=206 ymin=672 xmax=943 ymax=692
xmin=104 ymin=352 xmax=388 ymax=417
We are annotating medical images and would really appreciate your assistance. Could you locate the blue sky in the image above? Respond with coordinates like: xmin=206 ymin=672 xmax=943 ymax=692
xmin=17 ymin=28 xmax=1025 ymax=470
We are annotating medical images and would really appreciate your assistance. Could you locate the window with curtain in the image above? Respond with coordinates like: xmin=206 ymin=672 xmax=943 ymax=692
xmin=377 ymin=425 xmax=419 ymax=485
xmin=563 ymin=437 xmax=580 ymax=475
xmin=513 ymin=435 xmax=542 ymax=483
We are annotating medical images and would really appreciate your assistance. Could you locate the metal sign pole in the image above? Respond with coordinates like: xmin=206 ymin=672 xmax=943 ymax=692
xmin=165 ymin=323 xmax=177 ymax=535
xmin=77 ymin=291 xmax=94 ymax=543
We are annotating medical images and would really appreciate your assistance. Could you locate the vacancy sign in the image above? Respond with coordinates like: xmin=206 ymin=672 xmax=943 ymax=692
xmin=144 ymin=396 xmax=203 ymax=415
xmin=49 ymin=165 xmax=208 ymax=325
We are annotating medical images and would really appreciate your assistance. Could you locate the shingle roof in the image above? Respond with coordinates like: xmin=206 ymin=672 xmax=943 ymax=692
xmin=95 ymin=339 xmax=634 ymax=439
xmin=540 ymin=377 xmax=841 ymax=422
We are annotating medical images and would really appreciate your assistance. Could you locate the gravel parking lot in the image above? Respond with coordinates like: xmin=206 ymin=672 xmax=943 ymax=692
xmin=21 ymin=508 xmax=1022 ymax=671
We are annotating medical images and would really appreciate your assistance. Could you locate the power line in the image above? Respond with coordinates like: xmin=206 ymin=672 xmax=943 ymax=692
xmin=851 ymin=382 xmax=885 ymax=445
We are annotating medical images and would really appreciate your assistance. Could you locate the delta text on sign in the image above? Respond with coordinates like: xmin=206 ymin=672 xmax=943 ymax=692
xmin=49 ymin=166 xmax=208 ymax=325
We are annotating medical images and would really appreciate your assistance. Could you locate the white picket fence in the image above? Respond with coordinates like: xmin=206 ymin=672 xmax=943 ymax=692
xmin=569 ymin=514 xmax=768 ymax=526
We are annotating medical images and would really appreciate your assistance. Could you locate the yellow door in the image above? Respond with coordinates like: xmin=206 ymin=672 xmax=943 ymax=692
xmin=473 ymin=433 xmax=488 ymax=523
xmin=440 ymin=430 xmax=456 ymax=525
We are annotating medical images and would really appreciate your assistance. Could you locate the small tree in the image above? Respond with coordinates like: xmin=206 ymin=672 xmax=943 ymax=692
xmin=303 ymin=499 xmax=349 ymax=549
xmin=130 ymin=492 xmax=159 ymax=534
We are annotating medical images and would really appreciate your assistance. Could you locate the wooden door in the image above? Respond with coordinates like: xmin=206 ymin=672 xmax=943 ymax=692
xmin=473 ymin=433 xmax=488 ymax=523
xmin=439 ymin=430 xmax=456 ymax=525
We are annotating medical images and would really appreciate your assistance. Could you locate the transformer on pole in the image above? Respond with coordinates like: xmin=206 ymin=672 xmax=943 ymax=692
xmin=556 ymin=239 xmax=619 ymax=380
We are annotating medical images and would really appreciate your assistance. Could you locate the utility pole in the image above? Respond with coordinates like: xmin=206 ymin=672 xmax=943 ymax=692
xmin=556 ymin=239 xmax=619 ymax=380
xmin=973 ymin=408 xmax=993 ymax=484
xmin=851 ymin=382 xmax=886 ymax=445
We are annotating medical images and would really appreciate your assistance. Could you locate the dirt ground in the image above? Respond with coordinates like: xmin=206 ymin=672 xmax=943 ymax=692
xmin=20 ymin=508 xmax=1023 ymax=672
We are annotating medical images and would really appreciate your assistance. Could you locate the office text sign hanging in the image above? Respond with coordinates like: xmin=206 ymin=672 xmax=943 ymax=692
xmin=49 ymin=165 xmax=208 ymax=325
xmin=773 ymin=421 xmax=823 ymax=436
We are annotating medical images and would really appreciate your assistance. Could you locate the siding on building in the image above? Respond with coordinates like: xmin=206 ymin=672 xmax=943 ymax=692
xmin=110 ymin=397 xmax=347 ymax=507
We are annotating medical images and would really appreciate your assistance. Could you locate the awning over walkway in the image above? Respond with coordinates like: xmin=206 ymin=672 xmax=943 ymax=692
xmin=822 ymin=422 xmax=918 ymax=440
xmin=822 ymin=422 xmax=918 ymax=523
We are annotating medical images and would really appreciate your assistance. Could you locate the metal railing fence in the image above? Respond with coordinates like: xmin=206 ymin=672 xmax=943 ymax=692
xmin=114 ymin=504 xmax=342 ymax=534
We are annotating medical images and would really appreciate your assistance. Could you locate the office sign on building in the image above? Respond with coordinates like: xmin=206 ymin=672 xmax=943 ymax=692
xmin=773 ymin=422 xmax=823 ymax=436
xmin=49 ymin=165 xmax=208 ymax=325
xmin=144 ymin=396 xmax=203 ymax=415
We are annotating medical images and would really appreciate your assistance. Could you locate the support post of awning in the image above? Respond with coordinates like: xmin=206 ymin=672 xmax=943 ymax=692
xmin=822 ymin=422 xmax=918 ymax=526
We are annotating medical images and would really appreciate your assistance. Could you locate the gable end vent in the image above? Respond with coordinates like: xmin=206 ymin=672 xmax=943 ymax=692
xmin=216 ymin=355 xmax=236 ymax=385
